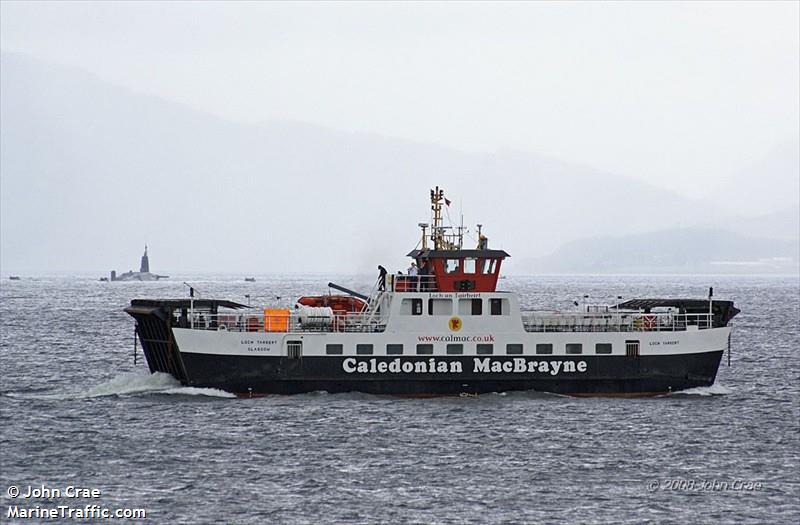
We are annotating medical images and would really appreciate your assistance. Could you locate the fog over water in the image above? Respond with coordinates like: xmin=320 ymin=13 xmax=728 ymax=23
xmin=0 ymin=1 xmax=798 ymax=275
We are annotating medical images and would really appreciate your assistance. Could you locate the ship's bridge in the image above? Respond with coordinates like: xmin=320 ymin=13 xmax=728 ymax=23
xmin=389 ymin=186 xmax=509 ymax=293
xmin=401 ymin=248 xmax=509 ymax=293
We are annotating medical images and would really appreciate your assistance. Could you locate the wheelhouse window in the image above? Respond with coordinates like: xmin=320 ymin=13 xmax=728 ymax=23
xmin=481 ymin=259 xmax=497 ymax=274
xmin=463 ymin=258 xmax=477 ymax=274
xmin=566 ymin=343 xmax=583 ymax=355
xmin=356 ymin=344 xmax=374 ymax=355
xmin=477 ymin=344 xmax=493 ymax=355
xmin=446 ymin=344 xmax=463 ymax=355
xmin=595 ymin=343 xmax=612 ymax=355
xmin=386 ymin=344 xmax=403 ymax=355
xmin=445 ymin=259 xmax=460 ymax=274
xmin=535 ymin=343 xmax=553 ymax=355
xmin=416 ymin=344 xmax=434 ymax=355
xmin=428 ymin=298 xmax=453 ymax=316
xmin=326 ymin=344 xmax=343 ymax=355
xmin=506 ymin=343 xmax=523 ymax=355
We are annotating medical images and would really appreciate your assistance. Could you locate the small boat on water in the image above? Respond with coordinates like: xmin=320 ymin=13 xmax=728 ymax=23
xmin=9 ymin=276 xmax=20 ymax=280
xmin=125 ymin=187 xmax=739 ymax=397
xmin=245 ymin=277 xmax=256 ymax=282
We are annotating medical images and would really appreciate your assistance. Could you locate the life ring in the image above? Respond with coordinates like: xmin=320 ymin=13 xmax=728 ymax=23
xmin=218 ymin=324 xmax=227 ymax=331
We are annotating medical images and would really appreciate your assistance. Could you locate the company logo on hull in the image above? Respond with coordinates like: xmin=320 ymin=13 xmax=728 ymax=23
xmin=342 ymin=357 xmax=588 ymax=376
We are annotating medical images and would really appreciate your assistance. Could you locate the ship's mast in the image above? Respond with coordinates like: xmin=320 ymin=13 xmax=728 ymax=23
xmin=412 ymin=187 xmax=508 ymax=293
xmin=429 ymin=186 xmax=461 ymax=250
xmin=458 ymin=206 xmax=465 ymax=250
xmin=430 ymin=186 xmax=445 ymax=250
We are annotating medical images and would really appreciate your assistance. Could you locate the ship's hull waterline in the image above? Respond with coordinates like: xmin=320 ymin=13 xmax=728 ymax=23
xmin=177 ymin=351 xmax=724 ymax=397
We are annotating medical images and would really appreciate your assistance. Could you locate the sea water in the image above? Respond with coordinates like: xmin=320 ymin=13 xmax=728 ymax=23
xmin=1 ymin=275 xmax=798 ymax=524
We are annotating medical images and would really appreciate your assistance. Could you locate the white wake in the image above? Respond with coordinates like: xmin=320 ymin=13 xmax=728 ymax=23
xmin=84 ymin=372 xmax=236 ymax=398
xmin=673 ymin=383 xmax=733 ymax=396
xmin=5 ymin=372 xmax=235 ymax=400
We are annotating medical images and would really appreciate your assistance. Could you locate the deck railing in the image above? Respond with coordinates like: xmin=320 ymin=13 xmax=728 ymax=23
xmin=389 ymin=275 xmax=438 ymax=292
xmin=182 ymin=311 xmax=387 ymax=333
xmin=177 ymin=309 xmax=714 ymax=335
xmin=521 ymin=311 xmax=714 ymax=332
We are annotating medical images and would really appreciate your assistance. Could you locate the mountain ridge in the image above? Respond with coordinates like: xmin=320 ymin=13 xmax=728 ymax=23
xmin=1 ymin=51 xmax=797 ymax=274
xmin=528 ymin=227 xmax=799 ymax=274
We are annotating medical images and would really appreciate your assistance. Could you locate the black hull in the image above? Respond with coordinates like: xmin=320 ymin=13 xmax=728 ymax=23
xmin=177 ymin=352 xmax=724 ymax=397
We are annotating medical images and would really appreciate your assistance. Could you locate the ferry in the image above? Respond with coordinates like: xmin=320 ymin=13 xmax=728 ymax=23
xmin=125 ymin=187 xmax=739 ymax=397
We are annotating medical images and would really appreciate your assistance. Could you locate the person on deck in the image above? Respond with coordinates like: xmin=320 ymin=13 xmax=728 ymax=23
xmin=418 ymin=261 xmax=429 ymax=291
xmin=407 ymin=262 xmax=419 ymax=291
xmin=377 ymin=265 xmax=388 ymax=291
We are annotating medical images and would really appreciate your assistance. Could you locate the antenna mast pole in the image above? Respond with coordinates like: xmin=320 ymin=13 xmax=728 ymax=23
xmin=183 ymin=282 xmax=197 ymax=328
xmin=430 ymin=186 xmax=445 ymax=250
xmin=458 ymin=198 xmax=464 ymax=250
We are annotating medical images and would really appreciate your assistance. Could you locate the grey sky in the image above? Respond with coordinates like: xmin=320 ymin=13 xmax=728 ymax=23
xmin=2 ymin=0 xmax=798 ymax=202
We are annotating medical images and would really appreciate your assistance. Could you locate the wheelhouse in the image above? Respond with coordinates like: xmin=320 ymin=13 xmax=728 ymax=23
xmin=392 ymin=185 xmax=509 ymax=293
xmin=405 ymin=248 xmax=509 ymax=292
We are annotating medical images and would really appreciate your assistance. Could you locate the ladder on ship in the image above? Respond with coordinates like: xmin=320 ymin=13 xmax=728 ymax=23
xmin=360 ymin=281 xmax=388 ymax=330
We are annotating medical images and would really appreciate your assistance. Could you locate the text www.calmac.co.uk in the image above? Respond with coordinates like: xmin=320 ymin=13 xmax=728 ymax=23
xmin=7 ymin=505 xmax=147 ymax=520
xmin=418 ymin=334 xmax=495 ymax=342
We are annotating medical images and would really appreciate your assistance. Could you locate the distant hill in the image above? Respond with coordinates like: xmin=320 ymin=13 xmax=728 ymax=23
xmin=529 ymin=228 xmax=799 ymax=274
xmin=714 ymin=205 xmax=799 ymax=241
xmin=1 ymin=52 xmax=797 ymax=274
xmin=714 ymin=141 xmax=799 ymax=216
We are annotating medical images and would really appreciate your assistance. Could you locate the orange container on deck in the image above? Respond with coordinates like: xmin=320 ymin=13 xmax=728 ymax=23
xmin=263 ymin=308 xmax=290 ymax=332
